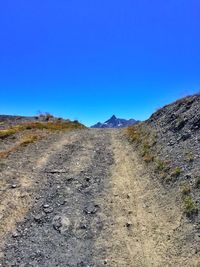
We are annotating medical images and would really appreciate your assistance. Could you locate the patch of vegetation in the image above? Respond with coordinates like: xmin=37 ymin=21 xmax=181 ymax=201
xmin=20 ymin=134 xmax=40 ymax=147
xmin=0 ymin=128 xmax=17 ymax=139
xmin=171 ymin=167 xmax=182 ymax=178
xmin=181 ymin=183 xmax=191 ymax=196
xmin=183 ymin=196 xmax=198 ymax=217
xmin=185 ymin=152 xmax=194 ymax=162
xmin=0 ymin=121 xmax=85 ymax=140
xmin=156 ymin=160 xmax=168 ymax=172
xmin=195 ymin=177 xmax=200 ymax=188
xmin=0 ymin=121 xmax=85 ymax=158
xmin=141 ymin=142 xmax=151 ymax=157
xmin=0 ymin=133 xmax=42 ymax=158
xmin=126 ymin=125 xmax=142 ymax=143
xmin=126 ymin=124 xmax=157 ymax=146
xmin=126 ymin=124 xmax=157 ymax=165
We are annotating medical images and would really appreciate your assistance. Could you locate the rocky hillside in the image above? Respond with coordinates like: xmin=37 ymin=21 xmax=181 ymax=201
xmin=127 ymin=93 xmax=200 ymax=220
xmin=91 ymin=115 xmax=139 ymax=128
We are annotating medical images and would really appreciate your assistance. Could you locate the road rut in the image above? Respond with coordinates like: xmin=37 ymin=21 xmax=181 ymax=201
xmin=0 ymin=129 xmax=199 ymax=266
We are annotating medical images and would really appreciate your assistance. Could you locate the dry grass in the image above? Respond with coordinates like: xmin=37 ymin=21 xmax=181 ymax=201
xmin=0 ymin=128 xmax=17 ymax=139
xmin=0 ymin=120 xmax=85 ymax=139
xmin=20 ymin=134 xmax=40 ymax=147
xmin=126 ymin=124 xmax=157 ymax=164
xmin=126 ymin=125 xmax=142 ymax=143
xmin=0 ymin=120 xmax=85 ymax=158
xmin=0 ymin=134 xmax=42 ymax=158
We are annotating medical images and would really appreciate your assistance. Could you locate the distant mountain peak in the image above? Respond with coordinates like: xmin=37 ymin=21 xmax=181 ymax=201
xmin=91 ymin=115 xmax=140 ymax=128
xmin=110 ymin=115 xmax=117 ymax=120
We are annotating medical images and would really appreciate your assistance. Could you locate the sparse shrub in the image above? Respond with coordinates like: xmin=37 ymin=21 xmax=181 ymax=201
xmin=126 ymin=125 xmax=158 ymax=165
xmin=184 ymin=196 xmax=198 ymax=217
xmin=150 ymin=134 xmax=157 ymax=146
xmin=156 ymin=160 xmax=167 ymax=172
xmin=181 ymin=183 xmax=191 ymax=196
xmin=141 ymin=142 xmax=151 ymax=157
xmin=20 ymin=134 xmax=40 ymax=146
xmin=195 ymin=177 xmax=200 ymax=188
xmin=126 ymin=126 xmax=142 ymax=142
xmin=171 ymin=167 xmax=182 ymax=178
xmin=185 ymin=152 xmax=194 ymax=162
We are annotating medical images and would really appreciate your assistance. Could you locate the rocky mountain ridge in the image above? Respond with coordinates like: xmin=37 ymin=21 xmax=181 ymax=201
xmin=91 ymin=115 xmax=139 ymax=128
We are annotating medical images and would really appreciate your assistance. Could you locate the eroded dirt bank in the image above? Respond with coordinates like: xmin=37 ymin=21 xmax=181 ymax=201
xmin=0 ymin=129 xmax=199 ymax=266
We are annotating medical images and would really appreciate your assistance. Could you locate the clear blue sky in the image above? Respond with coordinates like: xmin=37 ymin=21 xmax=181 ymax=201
xmin=0 ymin=0 xmax=199 ymax=126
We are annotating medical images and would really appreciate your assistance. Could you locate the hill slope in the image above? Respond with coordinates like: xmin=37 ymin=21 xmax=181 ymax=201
xmin=126 ymin=93 xmax=200 ymax=263
xmin=127 ymin=93 xmax=200 ymax=215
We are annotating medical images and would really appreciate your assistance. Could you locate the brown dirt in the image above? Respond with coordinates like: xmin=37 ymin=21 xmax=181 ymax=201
xmin=94 ymin=130 xmax=200 ymax=266
xmin=0 ymin=129 xmax=199 ymax=266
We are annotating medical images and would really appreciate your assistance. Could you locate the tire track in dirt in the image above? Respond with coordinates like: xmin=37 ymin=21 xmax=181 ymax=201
xmin=0 ymin=131 xmax=84 ymax=260
xmin=1 ymin=129 xmax=199 ymax=267
xmin=93 ymin=130 xmax=193 ymax=267
xmin=1 ymin=129 xmax=114 ymax=267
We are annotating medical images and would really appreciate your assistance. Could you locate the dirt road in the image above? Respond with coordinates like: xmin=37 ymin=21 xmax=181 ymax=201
xmin=0 ymin=129 xmax=199 ymax=266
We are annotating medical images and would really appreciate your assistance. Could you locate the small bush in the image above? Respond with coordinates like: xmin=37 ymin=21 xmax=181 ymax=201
xmin=184 ymin=196 xmax=198 ymax=217
xmin=150 ymin=134 xmax=157 ymax=146
xmin=171 ymin=167 xmax=182 ymax=178
xmin=141 ymin=142 xmax=151 ymax=156
xmin=156 ymin=160 xmax=167 ymax=172
xmin=126 ymin=126 xmax=142 ymax=142
xmin=181 ymin=183 xmax=191 ymax=196
xmin=195 ymin=177 xmax=200 ymax=188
